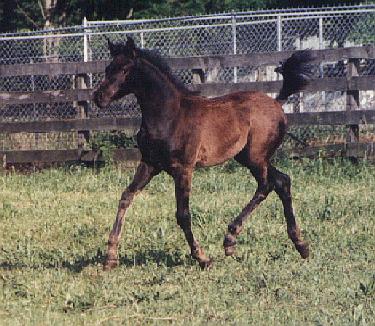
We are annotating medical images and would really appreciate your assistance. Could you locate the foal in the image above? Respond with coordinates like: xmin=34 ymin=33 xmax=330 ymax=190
xmin=94 ymin=37 xmax=312 ymax=270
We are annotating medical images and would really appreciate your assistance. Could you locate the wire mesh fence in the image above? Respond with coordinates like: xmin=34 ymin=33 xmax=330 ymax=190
xmin=0 ymin=5 xmax=375 ymax=151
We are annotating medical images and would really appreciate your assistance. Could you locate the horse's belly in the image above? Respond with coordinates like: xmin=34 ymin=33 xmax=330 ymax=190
xmin=196 ymin=137 xmax=247 ymax=167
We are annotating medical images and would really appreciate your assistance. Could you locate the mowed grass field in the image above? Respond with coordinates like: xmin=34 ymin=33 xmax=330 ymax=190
xmin=0 ymin=159 xmax=374 ymax=325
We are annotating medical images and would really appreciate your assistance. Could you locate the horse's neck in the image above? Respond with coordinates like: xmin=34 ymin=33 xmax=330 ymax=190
xmin=134 ymin=63 xmax=181 ymax=131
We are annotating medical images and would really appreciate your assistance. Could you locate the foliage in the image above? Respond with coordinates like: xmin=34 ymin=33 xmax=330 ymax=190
xmin=89 ymin=131 xmax=137 ymax=150
xmin=0 ymin=0 xmax=366 ymax=33
xmin=0 ymin=1 xmax=43 ymax=32
xmin=0 ymin=160 xmax=374 ymax=324
xmin=348 ymin=12 xmax=375 ymax=45
xmin=89 ymin=131 xmax=137 ymax=161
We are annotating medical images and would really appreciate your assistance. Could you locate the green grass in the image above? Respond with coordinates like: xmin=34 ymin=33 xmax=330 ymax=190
xmin=0 ymin=160 xmax=374 ymax=325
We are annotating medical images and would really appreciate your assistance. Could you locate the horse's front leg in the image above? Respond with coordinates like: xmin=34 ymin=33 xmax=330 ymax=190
xmin=174 ymin=169 xmax=213 ymax=269
xmin=104 ymin=161 xmax=159 ymax=271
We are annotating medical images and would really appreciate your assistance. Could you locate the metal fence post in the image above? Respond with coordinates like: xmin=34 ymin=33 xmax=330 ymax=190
xmin=83 ymin=17 xmax=89 ymax=62
xmin=318 ymin=17 xmax=324 ymax=50
xmin=232 ymin=11 xmax=237 ymax=83
xmin=140 ymin=32 xmax=145 ymax=49
xmin=76 ymin=16 xmax=91 ymax=157
xmin=277 ymin=15 xmax=282 ymax=51
xmin=319 ymin=16 xmax=326 ymax=111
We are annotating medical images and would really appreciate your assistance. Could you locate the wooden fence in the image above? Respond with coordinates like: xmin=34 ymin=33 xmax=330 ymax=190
xmin=1 ymin=46 xmax=375 ymax=166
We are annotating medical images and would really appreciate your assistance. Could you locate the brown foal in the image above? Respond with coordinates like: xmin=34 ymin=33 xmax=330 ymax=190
xmin=93 ymin=37 xmax=313 ymax=270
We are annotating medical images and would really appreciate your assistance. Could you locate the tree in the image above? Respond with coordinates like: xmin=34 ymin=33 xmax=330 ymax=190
xmin=0 ymin=0 xmax=368 ymax=33
xmin=0 ymin=0 xmax=56 ymax=32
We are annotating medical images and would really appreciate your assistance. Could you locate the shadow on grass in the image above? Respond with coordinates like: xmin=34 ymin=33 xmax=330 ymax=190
xmin=0 ymin=249 xmax=188 ymax=273
xmin=119 ymin=249 xmax=188 ymax=269
xmin=62 ymin=248 xmax=187 ymax=273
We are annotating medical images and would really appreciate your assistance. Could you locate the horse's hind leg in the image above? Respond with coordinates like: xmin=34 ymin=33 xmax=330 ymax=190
xmin=174 ymin=168 xmax=212 ymax=269
xmin=269 ymin=167 xmax=309 ymax=258
xmin=224 ymin=159 xmax=273 ymax=256
xmin=104 ymin=161 xmax=159 ymax=271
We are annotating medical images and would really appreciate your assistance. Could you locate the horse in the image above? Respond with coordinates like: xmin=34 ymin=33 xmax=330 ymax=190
xmin=93 ymin=37 xmax=313 ymax=270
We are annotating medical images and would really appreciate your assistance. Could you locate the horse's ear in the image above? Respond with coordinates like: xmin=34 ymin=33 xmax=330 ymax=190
xmin=106 ymin=37 xmax=116 ymax=56
xmin=126 ymin=36 xmax=136 ymax=50
xmin=125 ymin=36 xmax=138 ymax=58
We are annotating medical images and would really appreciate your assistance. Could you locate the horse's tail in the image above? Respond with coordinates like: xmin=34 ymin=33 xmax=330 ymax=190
xmin=275 ymin=50 xmax=315 ymax=104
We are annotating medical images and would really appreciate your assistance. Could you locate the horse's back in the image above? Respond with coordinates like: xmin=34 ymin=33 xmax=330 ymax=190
xmin=182 ymin=91 xmax=286 ymax=167
xmin=186 ymin=91 xmax=286 ymax=140
xmin=185 ymin=91 xmax=284 ymax=118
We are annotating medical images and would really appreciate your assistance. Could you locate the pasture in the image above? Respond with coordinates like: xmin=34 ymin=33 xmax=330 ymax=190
xmin=0 ymin=160 xmax=374 ymax=325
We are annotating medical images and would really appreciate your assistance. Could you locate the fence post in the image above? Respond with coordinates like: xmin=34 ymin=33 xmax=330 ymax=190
xmin=140 ymin=32 xmax=145 ymax=49
xmin=30 ymin=58 xmax=38 ymax=148
xmin=75 ymin=17 xmax=91 ymax=157
xmin=277 ymin=14 xmax=300 ymax=112
xmin=319 ymin=16 xmax=326 ymax=112
xmin=205 ymin=58 xmax=220 ymax=83
xmin=277 ymin=15 xmax=282 ymax=52
xmin=232 ymin=11 xmax=237 ymax=83
xmin=1 ymin=153 xmax=6 ymax=172
xmin=346 ymin=58 xmax=360 ymax=159
xmin=83 ymin=17 xmax=89 ymax=62
xmin=192 ymin=69 xmax=205 ymax=84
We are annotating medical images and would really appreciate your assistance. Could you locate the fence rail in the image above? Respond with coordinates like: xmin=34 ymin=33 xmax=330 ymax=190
xmin=1 ymin=76 xmax=375 ymax=106
xmin=1 ymin=46 xmax=375 ymax=77
xmin=1 ymin=46 xmax=374 ymax=107
xmin=3 ymin=142 xmax=375 ymax=167
xmin=1 ymin=109 xmax=375 ymax=134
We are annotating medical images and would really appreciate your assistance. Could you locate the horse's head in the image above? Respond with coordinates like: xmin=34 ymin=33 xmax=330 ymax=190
xmin=93 ymin=37 xmax=138 ymax=108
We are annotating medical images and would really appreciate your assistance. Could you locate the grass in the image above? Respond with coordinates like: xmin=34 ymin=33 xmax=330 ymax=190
xmin=0 ymin=159 xmax=374 ymax=325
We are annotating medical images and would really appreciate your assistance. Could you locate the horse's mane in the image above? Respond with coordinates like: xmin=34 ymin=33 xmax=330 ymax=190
xmin=137 ymin=48 xmax=195 ymax=95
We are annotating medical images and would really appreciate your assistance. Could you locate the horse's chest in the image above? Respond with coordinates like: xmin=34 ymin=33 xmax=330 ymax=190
xmin=137 ymin=130 xmax=172 ymax=167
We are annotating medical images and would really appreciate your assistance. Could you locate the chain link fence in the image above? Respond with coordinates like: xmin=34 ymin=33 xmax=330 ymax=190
xmin=0 ymin=5 xmax=375 ymax=151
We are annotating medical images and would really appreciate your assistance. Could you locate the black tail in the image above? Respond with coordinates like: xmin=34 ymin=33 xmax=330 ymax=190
xmin=275 ymin=50 xmax=315 ymax=103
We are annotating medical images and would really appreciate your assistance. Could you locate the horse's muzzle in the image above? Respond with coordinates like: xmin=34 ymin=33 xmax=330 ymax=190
xmin=93 ymin=89 xmax=108 ymax=109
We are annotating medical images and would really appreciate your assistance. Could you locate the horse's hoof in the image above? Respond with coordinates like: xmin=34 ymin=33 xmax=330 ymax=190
xmin=296 ymin=242 xmax=309 ymax=259
xmin=223 ymin=234 xmax=236 ymax=256
xmin=224 ymin=245 xmax=236 ymax=256
xmin=103 ymin=258 xmax=119 ymax=271
xmin=199 ymin=258 xmax=213 ymax=270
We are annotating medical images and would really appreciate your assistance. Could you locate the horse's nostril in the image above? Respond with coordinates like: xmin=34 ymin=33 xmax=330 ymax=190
xmin=94 ymin=90 xmax=102 ymax=103
xmin=93 ymin=90 xmax=107 ymax=108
